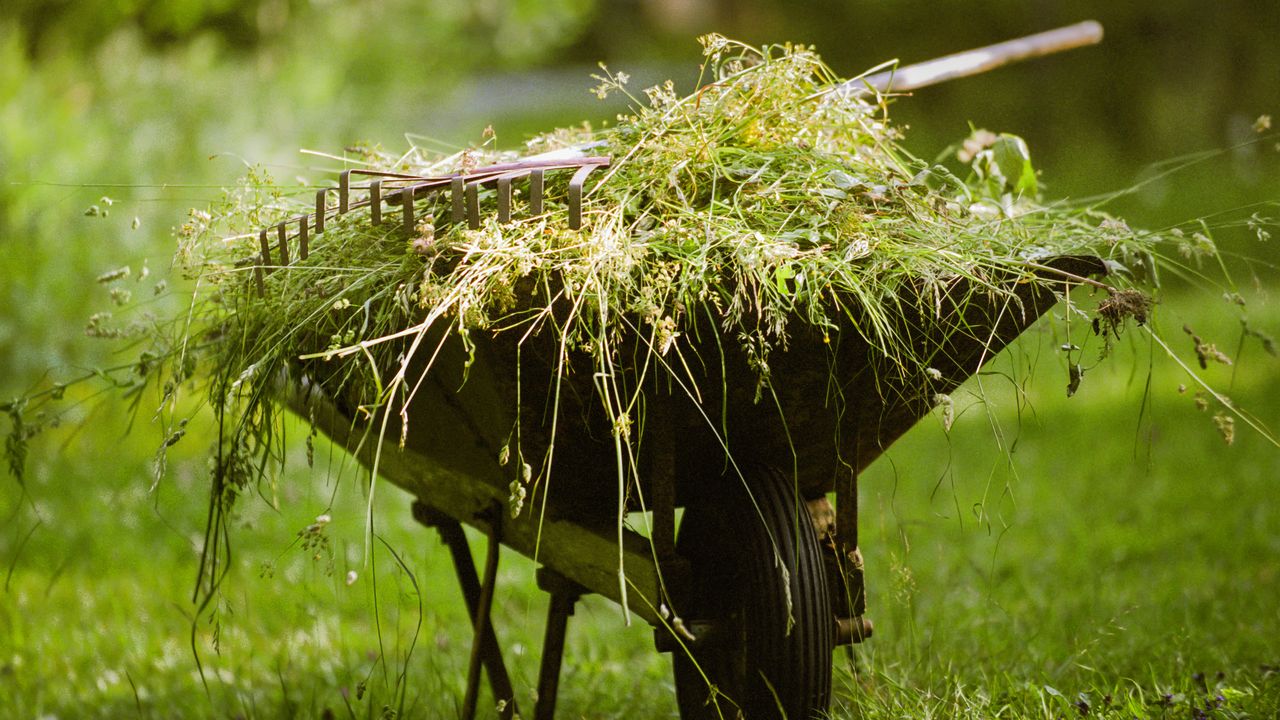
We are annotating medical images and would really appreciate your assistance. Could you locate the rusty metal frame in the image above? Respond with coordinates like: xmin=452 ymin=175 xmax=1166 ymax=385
xmin=461 ymin=515 xmax=501 ymax=720
xmin=832 ymin=416 xmax=871 ymax=645
xmin=412 ymin=501 xmax=519 ymax=720
xmin=410 ymin=501 xmax=596 ymax=720
xmin=533 ymin=569 xmax=586 ymax=720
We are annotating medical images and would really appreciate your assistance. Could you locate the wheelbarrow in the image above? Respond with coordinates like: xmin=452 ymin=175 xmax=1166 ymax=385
xmin=261 ymin=22 xmax=1107 ymax=720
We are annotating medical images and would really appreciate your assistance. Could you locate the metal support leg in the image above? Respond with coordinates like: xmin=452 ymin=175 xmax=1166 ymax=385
xmin=462 ymin=514 xmax=501 ymax=720
xmin=412 ymin=501 xmax=518 ymax=719
xmin=651 ymin=393 xmax=677 ymax=563
xmin=833 ymin=435 xmax=871 ymax=644
xmin=535 ymin=569 xmax=585 ymax=720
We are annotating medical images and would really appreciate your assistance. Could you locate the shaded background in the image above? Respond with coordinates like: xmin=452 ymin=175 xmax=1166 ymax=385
xmin=3 ymin=0 xmax=1278 ymax=383
xmin=1 ymin=1 xmax=1278 ymax=717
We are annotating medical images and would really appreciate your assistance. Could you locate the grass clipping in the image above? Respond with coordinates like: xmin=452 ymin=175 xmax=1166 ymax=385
xmin=179 ymin=36 xmax=1167 ymax=499
xmin=143 ymin=36 xmax=1195 ymax=604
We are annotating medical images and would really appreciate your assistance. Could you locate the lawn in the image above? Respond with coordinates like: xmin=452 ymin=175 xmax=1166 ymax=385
xmin=3 ymin=6 xmax=1279 ymax=718
xmin=3 ymin=290 xmax=1277 ymax=719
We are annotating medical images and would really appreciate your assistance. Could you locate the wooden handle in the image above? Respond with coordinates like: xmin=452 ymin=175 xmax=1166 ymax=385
xmin=848 ymin=20 xmax=1104 ymax=95
xmin=535 ymin=22 xmax=1107 ymax=163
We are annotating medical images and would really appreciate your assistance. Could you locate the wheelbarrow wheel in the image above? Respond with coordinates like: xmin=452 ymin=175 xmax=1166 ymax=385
xmin=672 ymin=464 xmax=833 ymax=719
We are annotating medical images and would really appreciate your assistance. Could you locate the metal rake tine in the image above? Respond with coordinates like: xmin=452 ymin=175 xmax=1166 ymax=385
xmin=497 ymin=176 xmax=513 ymax=224
xmin=403 ymin=185 xmax=416 ymax=235
xmin=259 ymin=229 xmax=273 ymax=272
xmin=315 ymin=189 xmax=327 ymax=234
xmin=451 ymin=177 xmax=465 ymax=224
xmin=530 ymin=170 xmax=544 ymax=217
xmin=277 ymin=223 xmax=290 ymax=266
xmin=466 ymin=182 xmax=480 ymax=229
xmin=568 ymin=163 xmax=606 ymax=230
xmin=339 ymin=170 xmax=351 ymax=213
xmin=370 ymin=179 xmax=382 ymax=225
xmin=254 ymin=264 xmax=266 ymax=297
xmin=298 ymin=215 xmax=309 ymax=260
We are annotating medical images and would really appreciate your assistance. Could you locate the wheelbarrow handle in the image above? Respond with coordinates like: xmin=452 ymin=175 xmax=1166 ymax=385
xmin=849 ymin=20 xmax=1104 ymax=95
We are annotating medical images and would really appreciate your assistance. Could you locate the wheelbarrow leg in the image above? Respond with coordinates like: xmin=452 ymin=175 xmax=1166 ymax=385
xmin=534 ymin=568 xmax=585 ymax=720
xmin=832 ymin=454 xmax=872 ymax=644
xmin=462 ymin=519 xmax=502 ymax=720
xmin=412 ymin=501 xmax=519 ymax=720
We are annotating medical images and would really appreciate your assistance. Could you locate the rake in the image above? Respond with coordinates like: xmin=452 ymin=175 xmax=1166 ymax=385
xmin=251 ymin=156 xmax=611 ymax=295
xmin=248 ymin=20 xmax=1102 ymax=298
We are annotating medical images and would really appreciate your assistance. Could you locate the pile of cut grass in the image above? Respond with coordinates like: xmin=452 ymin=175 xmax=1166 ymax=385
xmin=6 ymin=36 xmax=1267 ymax=610
xmin=187 ymin=38 xmax=1159 ymax=401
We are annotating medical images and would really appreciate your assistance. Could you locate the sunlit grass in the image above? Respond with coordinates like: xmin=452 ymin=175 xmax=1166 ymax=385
xmin=1 ymin=416 xmax=671 ymax=718
xmin=2 ymin=29 xmax=1277 ymax=720
xmin=835 ymin=299 xmax=1280 ymax=719
xmin=3 ymin=295 xmax=1276 ymax=718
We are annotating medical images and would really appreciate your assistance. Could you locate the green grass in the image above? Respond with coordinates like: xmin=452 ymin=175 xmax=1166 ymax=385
xmin=3 ymin=11 xmax=1279 ymax=718
xmin=841 ymin=310 xmax=1280 ymax=718
xmin=3 ymin=292 xmax=1277 ymax=719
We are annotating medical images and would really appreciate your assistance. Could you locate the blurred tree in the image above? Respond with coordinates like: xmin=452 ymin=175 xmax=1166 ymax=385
xmin=0 ymin=0 xmax=598 ymax=388
xmin=2 ymin=0 xmax=294 ymax=54
xmin=3 ymin=0 xmax=1276 ymax=393
xmin=1 ymin=0 xmax=599 ymax=63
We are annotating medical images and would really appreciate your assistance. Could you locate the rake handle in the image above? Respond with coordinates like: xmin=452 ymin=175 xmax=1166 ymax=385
xmin=537 ymin=22 xmax=1105 ymax=163
xmin=852 ymin=20 xmax=1104 ymax=95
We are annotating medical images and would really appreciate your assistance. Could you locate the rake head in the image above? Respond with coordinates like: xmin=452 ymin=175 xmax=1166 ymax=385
xmin=251 ymin=155 xmax=610 ymax=296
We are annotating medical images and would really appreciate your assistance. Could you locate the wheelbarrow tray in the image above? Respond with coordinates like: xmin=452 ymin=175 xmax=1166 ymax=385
xmin=290 ymin=254 xmax=1102 ymax=623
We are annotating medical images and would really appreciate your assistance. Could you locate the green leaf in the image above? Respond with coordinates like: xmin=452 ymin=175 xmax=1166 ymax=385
xmin=992 ymin=134 xmax=1037 ymax=196
xmin=911 ymin=164 xmax=964 ymax=192
xmin=774 ymin=265 xmax=795 ymax=296
xmin=828 ymin=169 xmax=864 ymax=190
xmin=1067 ymin=363 xmax=1084 ymax=397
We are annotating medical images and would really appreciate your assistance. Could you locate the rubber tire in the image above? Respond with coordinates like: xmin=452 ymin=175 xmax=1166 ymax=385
xmin=672 ymin=464 xmax=834 ymax=720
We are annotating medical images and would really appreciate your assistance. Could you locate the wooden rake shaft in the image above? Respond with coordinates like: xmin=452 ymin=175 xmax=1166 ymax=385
xmin=249 ymin=20 xmax=1105 ymax=295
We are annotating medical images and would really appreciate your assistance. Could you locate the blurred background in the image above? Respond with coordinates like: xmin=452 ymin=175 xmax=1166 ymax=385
xmin=3 ymin=0 xmax=1278 ymax=380
xmin=1 ymin=1 xmax=1277 ymax=717
xmin=2 ymin=0 xmax=1280 ymax=379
